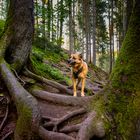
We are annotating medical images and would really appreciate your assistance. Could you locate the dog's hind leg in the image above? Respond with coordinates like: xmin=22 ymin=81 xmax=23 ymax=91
xmin=72 ymin=78 xmax=77 ymax=96
xmin=81 ymin=78 xmax=85 ymax=96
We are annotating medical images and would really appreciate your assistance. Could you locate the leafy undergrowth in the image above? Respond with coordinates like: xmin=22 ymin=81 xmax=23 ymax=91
xmin=31 ymin=46 xmax=71 ymax=85
xmin=0 ymin=19 xmax=5 ymax=37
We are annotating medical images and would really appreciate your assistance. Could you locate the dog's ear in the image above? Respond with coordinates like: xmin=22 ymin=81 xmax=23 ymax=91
xmin=79 ymin=53 xmax=83 ymax=59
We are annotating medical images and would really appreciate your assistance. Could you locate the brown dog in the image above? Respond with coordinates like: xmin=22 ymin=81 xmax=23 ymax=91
xmin=68 ymin=53 xmax=88 ymax=97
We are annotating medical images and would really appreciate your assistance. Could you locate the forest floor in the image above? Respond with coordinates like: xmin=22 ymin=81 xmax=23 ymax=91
xmin=0 ymin=48 xmax=108 ymax=140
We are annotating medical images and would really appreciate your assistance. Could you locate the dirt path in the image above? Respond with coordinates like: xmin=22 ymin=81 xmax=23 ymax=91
xmin=0 ymin=62 xmax=108 ymax=139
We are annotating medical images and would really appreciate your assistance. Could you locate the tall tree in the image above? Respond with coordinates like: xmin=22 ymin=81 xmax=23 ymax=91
xmin=59 ymin=0 xmax=64 ymax=47
xmin=107 ymin=0 xmax=140 ymax=138
xmin=126 ymin=0 xmax=133 ymax=33
xmin=68 ymin=0 xmax=74 ymax=54
xmin=83 ymin=0 xmax=90 ymax=62
xmin=3 ymin=0 xmax=34 ymax=71
xmin=0 ymin=0 xmax=41 ymax=139
xmin=92 ymin=0 xmax=96 ymax=65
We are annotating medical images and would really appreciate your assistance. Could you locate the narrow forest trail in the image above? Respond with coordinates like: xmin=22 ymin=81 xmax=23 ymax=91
xmin=24 ymin=60 xmax=107 ymax=139
xmin=0 ymin=59 xmax=108 ymax=140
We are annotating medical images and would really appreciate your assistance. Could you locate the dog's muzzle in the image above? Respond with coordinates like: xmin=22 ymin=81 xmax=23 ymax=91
xmin=67 ymin=59 xmax=76 ymax=66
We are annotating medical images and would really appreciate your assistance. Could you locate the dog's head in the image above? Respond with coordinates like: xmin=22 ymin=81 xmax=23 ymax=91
xmin=67 ymin=53 xmax=83 ymax=67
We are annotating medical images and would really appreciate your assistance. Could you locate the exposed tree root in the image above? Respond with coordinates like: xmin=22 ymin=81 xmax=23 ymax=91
xmin=11 ymin=68 xmax=26 ymax=86
xmin=30 ymin=89 xmax=93 ymax=106
xmin=77 ymin=111 xmax=105 ymax=140
xmin=24 ymin=68 xmax=73 ymax=95
xmin=59 ymin=124 xmax=81 ymax=133
xmin=0 ymin=61 xmax=41 ymax=140
xmin=25 ymin=69 xmax=96 ymax=95
xmin=43 ymin=108 xmax=86 ymax=132
xmin=67 ymin=85 xmax=94 ymax=95
xmin=39 ymin=126 xmax=75 ymax=140
xmin=0 ymin=98 xmax=9 ymax=131
xmin=1 ymin=130 xmax=13 ymax=140
xmin=0 ymin=62 xmax=106 ymax=140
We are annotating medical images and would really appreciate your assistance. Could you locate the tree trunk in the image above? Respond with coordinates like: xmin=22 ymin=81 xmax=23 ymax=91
xmin=0 ymin=60 xmax=41 ymax=140
xmin=92 ymin=0 xmax=96 ymax=65
xmin=126 ymin=0 xmax=133 ymax=31
xmin=3 ymin=0 xmax=34 ymax=72
xmin=123 ymin=0 xmax=127 ymax=37
xmin=108 ymin=0 xmax=112 ymax=73
xmin=42 ymin=1 xmax=47 ymax=50
xmin=59 ymin=0 xmax=64 ymax=48
xmin=69 ymin=1 xmax=74 ymax=54
xmin=0 ymin=0 xmax=42 ymax=139
xmin=106 ymin=0 xmax=140 ymax=138
xmin=83 ymin=0 xmax=89 ymax=62
xmin=47 ymin=0 xmax=51 ymax=42
xmin=35 ymin=0 xmax=39 ymax=38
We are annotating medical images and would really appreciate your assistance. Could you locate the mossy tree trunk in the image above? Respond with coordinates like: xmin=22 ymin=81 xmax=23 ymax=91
xmin=105 ymin=0 xmax=140 ymax=139
xmin=1 ymin=0 xmax=34 ymax=71
xmin=0 ymin=0 xmax=41 ymax=140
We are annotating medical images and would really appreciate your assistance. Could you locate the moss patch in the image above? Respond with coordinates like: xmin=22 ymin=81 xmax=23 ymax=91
xmin=31 ymin=47 xmax=70 ymax=85
xmin=15 ymin=105 xmax=32 ymax=139
xmin=105 ymin=4 xmax=140 ymax=139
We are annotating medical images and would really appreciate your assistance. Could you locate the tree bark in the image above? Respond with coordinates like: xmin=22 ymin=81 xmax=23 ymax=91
xmin=3 ymin=0 xmax=34 ymax=71
xmin=106 ymin=0 xmax=140 ymax=139
xmin=0 ymin=60 xmax=41 ymax=140
xmin=92 ymin=0 xmax=96 ymax=65
xmin=30 ymin=89 xmax=93 ymax=107
xmin=69 ymin=0 xmax=74 ymax=54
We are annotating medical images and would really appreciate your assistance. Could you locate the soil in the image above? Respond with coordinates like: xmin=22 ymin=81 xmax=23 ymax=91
xmin=0 ymin=60 xmax=108 ymax=139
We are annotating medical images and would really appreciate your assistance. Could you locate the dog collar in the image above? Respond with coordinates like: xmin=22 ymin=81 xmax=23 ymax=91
xmin=73 ymin=67 xmax=83 ymax=79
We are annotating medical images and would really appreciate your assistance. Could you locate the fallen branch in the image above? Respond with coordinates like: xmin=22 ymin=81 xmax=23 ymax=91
xmin=43 ymin=108 xmax=86 ymax=132
xmin=59 ymin=124 xmax=81 ymax=133
xmin=24 ymin=68 xmax=72 ymax=95
xmin=39 ymin=126 xmax=75 ymax=140
xmin=30 ymin=89 xmax=93 ymax=106
xmin=77 ymin=111 xmax=105 ymax=140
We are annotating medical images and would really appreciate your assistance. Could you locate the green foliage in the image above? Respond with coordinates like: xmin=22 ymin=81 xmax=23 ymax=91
xmin=0 ymin=19 xmax=5 ymax=36
xmin=31 ymin=47 xmax=70 ymax=85
xmin=33 ymin=36 xmax=63 ymax=54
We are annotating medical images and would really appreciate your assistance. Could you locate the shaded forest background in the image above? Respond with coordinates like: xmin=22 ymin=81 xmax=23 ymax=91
xmin=0 ymin=0 xmax=131 ymax=72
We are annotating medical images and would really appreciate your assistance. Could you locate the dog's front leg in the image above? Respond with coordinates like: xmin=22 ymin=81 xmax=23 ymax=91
xmin=72 ymin=77 xmax=77 ymax=96
xmin=81 ymin=78 xmax=85 ymax=96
